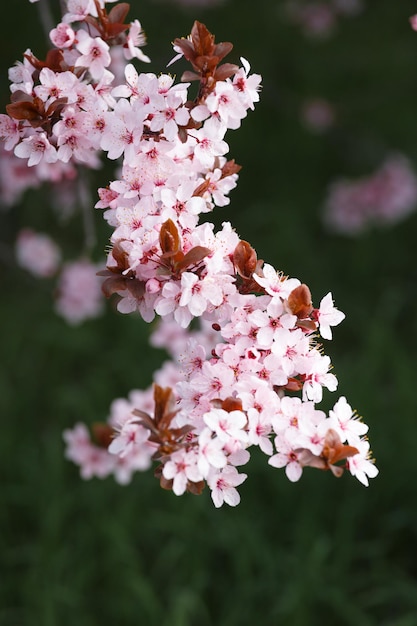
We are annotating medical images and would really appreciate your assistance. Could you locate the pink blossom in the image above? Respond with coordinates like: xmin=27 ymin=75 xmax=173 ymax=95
xmin=150 ymin=92 xmax=190 ymax=142
xmin=14 ymin=133 xmax=58 ymax=167
xmin=108 ymin=419 xmax=151 ymax=458
xmin=269 ymin=435 xmax=304 ymax=482
xmin=35 ymin=68 xmax=79 ymax=106
xmin=198 ymin=428 xmax=227 ymax=477
xmin=190 ymin=117 xmax=229 ymax=169
xmin=205 ymin=82 xmax=247 ymax=128
xmin=347 ymin=439 xmax=379 ymax=486
xmin=162 ymin=448 xmax=202 ymax=495
xmin=8 ymin=53 xmax=34 ymax=95
xmin=160 ymin=182 xmax=207 ymax=228
xmin=0 ymin=114 xmax=21 ymax=150
xmin=247 ymin=408 xmax=273 ymax=455
xmin=300 ymin=352 xmax=338 ymax=403
xmin=75 ymin=31 xmax=112 ymax=80
xmin=270 ymin=326 xmax=310 ymax=377
xmin=49 ymin=23 xmax=76 ymax=48
xmin=207 ymin=466 xmax=247 ymax=507
xmin=100 ymin=98 xmax=145 ymax=163
xmin=203 ymin=408 xmax=248 ymax=445
xmin=317 ymin=292 xmax=345 ymax=339
xmin=328 ymin=396 xmax=368 ymax=444
xmin=253 ymin=263 xmax=301 ymax=298
xmin=123 ymin=20 xmax=151 ymax=63
xmin=63 ymin=0 xmax=97 ymax=23
xmin=248 ymin=296 xmax=296 ymax=348
xmin=232 ymin=58 xmax=262 ymax=111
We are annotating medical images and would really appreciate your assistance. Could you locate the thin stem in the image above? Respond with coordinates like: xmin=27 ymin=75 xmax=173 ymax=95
xmin=35 ymin=0 xmax=55 ymax=41
xmin=0 ymin=241 xmax=15 ymax=267
xmin=77 ymin=168 xmax=97 ymax=254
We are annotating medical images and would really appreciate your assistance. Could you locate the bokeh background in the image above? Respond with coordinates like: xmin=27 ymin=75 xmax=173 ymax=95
xmin=1 ymin=0 xmax=417 ymax=624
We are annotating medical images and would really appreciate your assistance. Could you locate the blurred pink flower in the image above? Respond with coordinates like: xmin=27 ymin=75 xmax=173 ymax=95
xmin=285 ymin=1 xmax=337 ymax=39
xmin=16 ymin=229 xmax=61 ymax=278
xmin=324 ymin=155 xmax=417 ymax=235
xmin=301 ymin=98 xmax=335 ymax=133
xmin=284 ymin=0 xmax=364 ymax=38
xmin=55 ymin=258 xmax=104 ymax=324
xmin=410 ymin=14 xmax=417 ymax=31
xmin=0 ymin=144 xmax=40 ymax=207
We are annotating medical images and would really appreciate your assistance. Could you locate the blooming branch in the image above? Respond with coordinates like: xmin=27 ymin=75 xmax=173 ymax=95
xmin=3 ymin=0 xmax=377 ymax=507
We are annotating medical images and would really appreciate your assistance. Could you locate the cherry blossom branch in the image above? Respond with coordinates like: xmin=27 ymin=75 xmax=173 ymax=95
xmin=2 ymin=1 xmax=378 ymax=507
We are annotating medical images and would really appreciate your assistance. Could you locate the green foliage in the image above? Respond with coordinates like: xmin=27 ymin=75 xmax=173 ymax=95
xmin=2 ymin=0 xmax=417 ymax=624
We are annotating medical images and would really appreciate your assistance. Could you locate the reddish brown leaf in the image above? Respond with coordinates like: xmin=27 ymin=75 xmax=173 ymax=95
xmin=107 ymin=2 xmax=130 ymax=24
xmin=175 ymin=245 xmax=211 ymax=272
xmin=296 ymin=319 xmax=317 ymax=332
xmin=296 ymin=448 xmax=327 ymax=471
xmin=233 ymin=240 xmax=258 ymax=279
xmin=159 ymin=219 xmax=181 ymax=255
xmin=173 ymin=39 xmax=197 ymax=64
xmin=101 ymin=275 xmax=129 ymax=298
xmin=191 ymin=21 xmax=215 ymax=57
xmin=6 ymin=100 xmax=43 ymax=122
xmin=174 ymin=21 xmax=235 ymax=96
xmin=322 ymin=429 xmax=359 ymax=466
xmin=9 ymin=90 xmax=33 ymax=104
xmin=153 ymin=385 xmax=178 ymax=430
xmin=91 ymin=423 xmax=114 ymax=448
xmin=44 ymin=48 xmax=67 ymax=72
xmin=220 ymin=397 xmax=243 ymax=413
xmin=106 ymin=23 xmax=130 ymax=38
xmin=186 ymin=480 xmax=205 ymax=495
xmin=181 ymin=70 xmax=201 ymax=83
xmin=110 ymin=241 xmax=131 ymax=271
xmin=221 ymin=159 xmax=242 ymax=178
xmin=126 ymin=278 xmax=146 ymax=300
xmin=155 ymin=465 xmax=174 ymax=491
xmin=132 ymin=409 xmax=159 ymax=436
xmin=213 ymin=42 xmax=234 ymax=62
xmin=282 ymin=377 xmax=304 ymax=392
xmin=287 ymin=284 xmax=313 ymax=319
xmin=194 ymin=55 xmax=218 ymax=73
xmin=214 ymin=63 xmax=240 ymax=81
xmin=297 ymin=428 xmax=359 ymax=479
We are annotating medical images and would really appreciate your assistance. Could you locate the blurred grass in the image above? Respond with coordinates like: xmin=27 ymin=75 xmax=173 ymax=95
xmin=2 ymin=0 xmax=417 ymax=624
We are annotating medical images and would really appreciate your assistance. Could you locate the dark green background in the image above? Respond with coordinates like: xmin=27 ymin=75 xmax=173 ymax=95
xmin=1 ymin=0 xmax=417 ymax=624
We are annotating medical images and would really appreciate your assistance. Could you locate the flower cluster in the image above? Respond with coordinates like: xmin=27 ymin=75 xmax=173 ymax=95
xmin=323 ymin=154 xmax=417 ymax=235
xmin=0 ymin=0 xmax=149 ymax=179
xmin=4 ymin=0 xmax=377 ymax=506
xmin=65 ymin=308 xmax=378 ymax=508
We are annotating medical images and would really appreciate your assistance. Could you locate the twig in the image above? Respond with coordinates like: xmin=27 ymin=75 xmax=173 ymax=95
xmin=35 ymin=0 xmax=55 ymax=41
xmin=77 ymin=168 xmax=97 ymax=254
